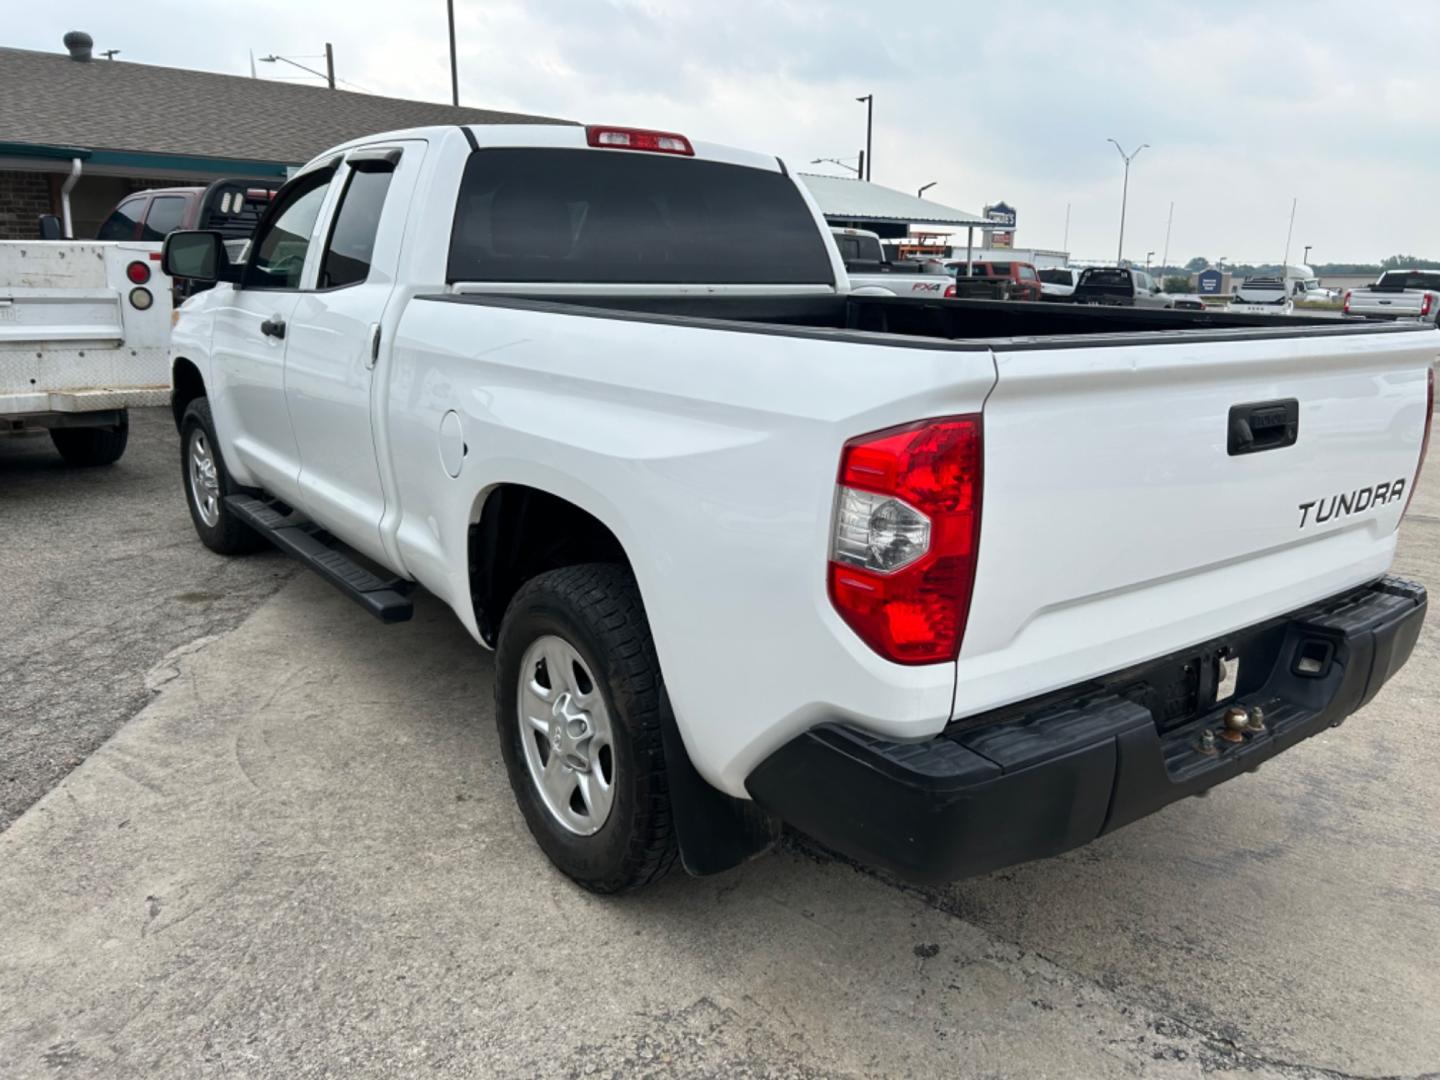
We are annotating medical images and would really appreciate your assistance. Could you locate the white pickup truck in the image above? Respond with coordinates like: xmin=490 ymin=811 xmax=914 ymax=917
xmin=162 ymin=122 xmax=1433 ymax=893
xmin=1 ymin=241 xmax=172 ymax=464
xmin=829 ymin=227 xmax=954 ymax=298
xmin=1344 ymin=269 xmax=1440 ymax=325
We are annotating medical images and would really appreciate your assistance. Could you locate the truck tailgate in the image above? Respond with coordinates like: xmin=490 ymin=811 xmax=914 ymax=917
xmin=956 ymin=325 xmax=1437 ymax=718
xmin=1348 ymin=291 xmax=1427 ymax=318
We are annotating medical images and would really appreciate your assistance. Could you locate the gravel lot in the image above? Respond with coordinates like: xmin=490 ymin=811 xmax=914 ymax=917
xmin=2 ymin=404 xmax=1438 ymax=1078
xmin=0 ymin=408 xmax=295 ymax=829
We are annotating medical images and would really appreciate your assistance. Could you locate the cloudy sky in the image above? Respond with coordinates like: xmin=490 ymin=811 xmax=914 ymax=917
xmin=11 ymin=1 xmax=1439 ymax=263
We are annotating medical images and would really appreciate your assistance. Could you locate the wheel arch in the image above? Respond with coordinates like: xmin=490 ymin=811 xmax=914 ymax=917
xmin=171 ymin=356 xmax=206 ymax=431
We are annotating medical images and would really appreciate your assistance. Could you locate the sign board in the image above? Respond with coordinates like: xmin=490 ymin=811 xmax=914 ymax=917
xmin=983 ymin=202 xmax=1017 ymax=229
xmin=1197 ymin=267 xmax=1224 ymax=295
xmin=991 ymin=231 xmax=1013 ymax=250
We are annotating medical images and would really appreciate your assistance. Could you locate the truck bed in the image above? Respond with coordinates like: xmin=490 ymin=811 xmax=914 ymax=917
xmin=431 ymin=290 xmax=1416 ymax=343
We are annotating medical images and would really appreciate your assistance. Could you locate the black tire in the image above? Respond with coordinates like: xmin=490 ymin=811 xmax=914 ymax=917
xmin=49 ymin=412 xmax=129 ymax=467
xmin=495 ymin=563 xmax=678 ymax=893
xmin=179 ymin=398 xmax=267 ymax=555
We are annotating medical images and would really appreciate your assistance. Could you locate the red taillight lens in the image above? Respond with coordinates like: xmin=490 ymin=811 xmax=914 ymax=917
xmin=1403 ymin=366 xmax=1434 ymax=521
xmin=585 ymin=125 xmax=694 ymax=156
xmin=1422 ymin=293 xmax=1434 ymax=317
xmin=828 ymin=417 xmax=983 ymax=664
xmin=126 ymin=260 xmax=151 ymax=285
xmin=944 ymin=283 xmax=957 ymax=298
xmin=1342 ymin=290 xmax=1352 ymax=315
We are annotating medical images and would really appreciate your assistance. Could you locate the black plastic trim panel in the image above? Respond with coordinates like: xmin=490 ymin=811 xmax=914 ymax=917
xmin=746 ymin=576 xmax=1426 ymax=885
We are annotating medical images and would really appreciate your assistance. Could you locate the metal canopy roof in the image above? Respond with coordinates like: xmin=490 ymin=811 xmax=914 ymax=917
xmin=799 ymin=173 xmax=990 ymax=229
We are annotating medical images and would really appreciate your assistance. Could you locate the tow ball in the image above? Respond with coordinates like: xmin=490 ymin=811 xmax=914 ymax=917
xmin=1196 ymin=703 xmax=1267 ymax=754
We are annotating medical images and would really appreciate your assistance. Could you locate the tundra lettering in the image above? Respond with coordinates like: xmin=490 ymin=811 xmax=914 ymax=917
xmin=1297 ymin=478 xmax=1406 ymax=528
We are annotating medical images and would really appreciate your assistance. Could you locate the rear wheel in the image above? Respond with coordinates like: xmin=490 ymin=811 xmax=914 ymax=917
xmin=180 ymin=398 xmax=266 ymax=555
xmin=495 ymin=563 xmax=677 ymax=893
xmin=49 ymin=412 xmax=128 ymax=467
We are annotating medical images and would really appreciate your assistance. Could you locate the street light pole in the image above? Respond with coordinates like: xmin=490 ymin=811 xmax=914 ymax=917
xmin=810 ymin=157 xmax=862 ymax=178
xmin=856 ymin=94 xmax=873 ymax=181
xmin=917 ymin=182 xmax=937 ymax=199
xmin=325 ymin=42 xmax=335 ymax=90
xmin=1303 ymin=244 xmax=1312 ymax=266
xmin=447 ymin=0 xmax=459 ymax=106
xmin=258 ymin=51 xmax=336 ymax=88
xmin=1107 ymin=138 xmax=1148 ymax=264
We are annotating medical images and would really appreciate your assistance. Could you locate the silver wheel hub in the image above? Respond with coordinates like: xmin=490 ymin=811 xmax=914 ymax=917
xmin=517 ymin=635 xmax=615 ymax=836
xmin=188 ymin=429 xmax=221 ymax=527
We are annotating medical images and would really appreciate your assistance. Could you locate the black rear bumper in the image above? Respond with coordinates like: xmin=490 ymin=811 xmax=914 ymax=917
xmin=746 ymin=576 xmax=1426 ymax=885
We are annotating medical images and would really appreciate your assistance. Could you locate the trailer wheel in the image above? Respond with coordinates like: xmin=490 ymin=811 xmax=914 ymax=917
xmin=180 ymin=398 xmax=266 ymax=555
xmin=495 ymin=563 xmax=678 ymax=893
xmin=49 ymin=412 xmax=129 ymax=467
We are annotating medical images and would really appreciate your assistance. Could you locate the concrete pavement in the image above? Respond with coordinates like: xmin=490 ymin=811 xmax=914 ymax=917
xmin=2 ymin=420 xmax=1439 ymax=1077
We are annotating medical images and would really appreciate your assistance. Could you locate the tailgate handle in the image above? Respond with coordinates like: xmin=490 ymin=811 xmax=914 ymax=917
xmin=1228 ymin=399 xmax=1298 ymax=456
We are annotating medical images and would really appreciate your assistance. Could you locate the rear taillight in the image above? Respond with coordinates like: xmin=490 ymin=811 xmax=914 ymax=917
xmin=828 ymin=417 xmax=983 ymax=664
xmin=1403 ymin=366 xmax=1434 ymax=521
xmin=1342 ymin=290 xmax=1352 ymax=315
xmin=944 ymin=283 xmax=956 ymax=298
xmin=585 ymin=125 xmax=694 ymax=156
xmin=1422 ymin=293 xmax=1434 ymax=317
xmin=126 ymin=260 xmax=151 ymax=285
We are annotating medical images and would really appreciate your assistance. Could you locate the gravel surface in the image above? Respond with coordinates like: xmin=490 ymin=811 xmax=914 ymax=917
xmin=0 ymin=407 xmax=295 ymax=830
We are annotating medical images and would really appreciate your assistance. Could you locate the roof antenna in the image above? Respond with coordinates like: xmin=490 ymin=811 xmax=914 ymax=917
xmin=100 ymin=49 xmax=120 ymax=60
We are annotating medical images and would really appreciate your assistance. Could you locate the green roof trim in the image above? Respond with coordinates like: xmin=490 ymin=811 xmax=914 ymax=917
xmin=0 ymin=140 xmax=292 ymax=178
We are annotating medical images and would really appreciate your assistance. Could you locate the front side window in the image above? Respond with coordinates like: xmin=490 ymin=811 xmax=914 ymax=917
xmin=1018 ymin=265 xmax=1037 ymax=281
xmin=319 ymin=167 xmax=395 ymax=289
xmin=244 ymin=172 xmax=334 ymax=289
xmin=140 ymin=196 xmax=188 ymax=240
xmin=97 ymin=198 xmax=144 ymax=241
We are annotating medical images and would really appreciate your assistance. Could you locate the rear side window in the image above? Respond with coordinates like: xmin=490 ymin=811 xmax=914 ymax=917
xmin=97 ymin=198 xmax=144 ymax=241
xmin=140 ymin=196 xmax=188 ymax=240
xmin=319 ymin=168 xmax=395 ymax=289
xmin=447 ymin=148 xmax=834 ymax=285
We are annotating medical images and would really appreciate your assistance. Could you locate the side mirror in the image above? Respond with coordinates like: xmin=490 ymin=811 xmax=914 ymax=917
xmin=162 ymin=230 xmax=239 ymax=284
xmin=36 ymin=214 xmax=62 ymax=240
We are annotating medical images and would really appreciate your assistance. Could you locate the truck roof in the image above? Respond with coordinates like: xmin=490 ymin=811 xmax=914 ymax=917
xmin=298 ymin=123 xmax=785 ymax=177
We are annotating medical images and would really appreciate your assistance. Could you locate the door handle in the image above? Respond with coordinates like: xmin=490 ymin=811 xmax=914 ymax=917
xmin=1228 ymin=399 xmax=1299 ymax=456
xmin=260 ymin=315 xmax=286 ymax=340
xmin=367 ymin=322 xmax=381 ymax=369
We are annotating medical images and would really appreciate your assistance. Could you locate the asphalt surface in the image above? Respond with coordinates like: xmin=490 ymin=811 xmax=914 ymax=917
xmin=2 ymin=407 xmax=1439 ymax=1078
xmin=0 ymin=408 xmax=296 ymax=830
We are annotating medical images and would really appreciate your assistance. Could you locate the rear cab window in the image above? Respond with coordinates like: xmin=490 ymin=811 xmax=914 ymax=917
xmin=1378 ymin=271 xmax=1440 ymax=291
xmin=447 ymin=148 xmax=834 ymax=286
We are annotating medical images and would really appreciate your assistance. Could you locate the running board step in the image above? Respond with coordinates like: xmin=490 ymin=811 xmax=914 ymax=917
xmin=225 ymin=495 xmax=414 ymax=623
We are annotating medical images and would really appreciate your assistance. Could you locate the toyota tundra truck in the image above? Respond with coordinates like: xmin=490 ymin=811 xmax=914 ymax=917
xmin=161 ymin=123 xmax=1435 ymax=893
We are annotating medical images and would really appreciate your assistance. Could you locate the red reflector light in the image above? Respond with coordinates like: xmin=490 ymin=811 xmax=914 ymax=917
xmin=126 ymin=260 xmax=151 ymax=285
xmin=828 ymin=417 xmax=983 ymax=664
xmin=585 ymin=125 xmax=694 ymax=156
xmin=1342 ymin=289 xmax=1351 ymax=315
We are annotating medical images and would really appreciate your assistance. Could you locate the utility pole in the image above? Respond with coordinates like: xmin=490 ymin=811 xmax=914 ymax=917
xmin=1062 ymin=202 xmax=1071 ymax=253
xmin=1160 ymin=200 xmax=1174 ymax=278
xmin=1107 ymin=139 xmax=1148 ymax=264
xmin=1281 ymin=196 xmax=1297 ymax=271
xmin=448 ymin=0 xmax=459 ymax=106
xmin=324 ymin=42 xmax=335 ymax=89
xmin=856 ymin=94 xmax=873 ymax=181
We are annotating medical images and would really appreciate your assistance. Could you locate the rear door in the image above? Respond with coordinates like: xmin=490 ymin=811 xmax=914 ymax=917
xmin=957 ymin=326 xmax=1437 ymax=718
xmin=284 ymin=141 xmax=424 ymax=564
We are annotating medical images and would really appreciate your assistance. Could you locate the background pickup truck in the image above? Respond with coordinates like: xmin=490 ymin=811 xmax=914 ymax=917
xmin=0 ymin=239 xmax=172 ymax=465
xmin=829 ymin=226 xmax=953 ymax=298
xmin=1072 ymin=266 xmax=1173 ymax=307
xmin=162 ymin=122 xmax=1434 ymax=894
xmin=1344 ymin=269 xmax=1440 ymax=325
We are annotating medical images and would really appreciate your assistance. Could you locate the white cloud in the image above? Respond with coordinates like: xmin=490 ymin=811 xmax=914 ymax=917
xmin=10 ymin=0 xmax=1439 ymax=261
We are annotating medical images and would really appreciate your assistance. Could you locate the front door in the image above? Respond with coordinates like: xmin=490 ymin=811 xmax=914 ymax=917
xmin=284 ymin=141 xmax=425 ymax=565
xmin=210 ymin=168 xmax=338 ymax=503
